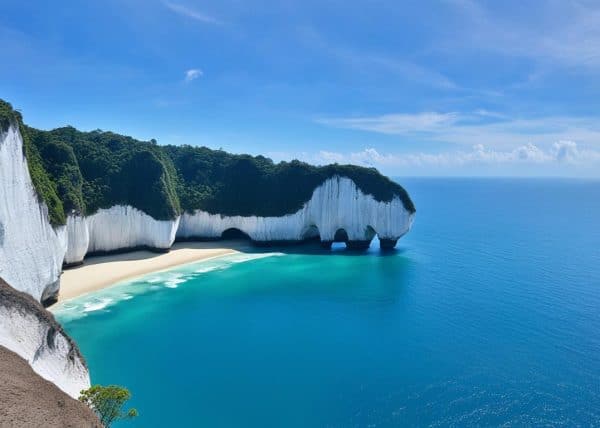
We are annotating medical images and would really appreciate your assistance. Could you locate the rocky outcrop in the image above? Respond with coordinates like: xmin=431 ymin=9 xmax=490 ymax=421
xmin=0 ymin=345 xmax=99 ymax=427
xmin=0 ymin=125 xmax=90 ymax=415
xmin=61 ymin=176 xmax=414 ymax=264
xmin=177 ymin=176 xmax=414 ymax=246
xmin=0 ymin=125 xmax=67 ymax=303
xmin=65 ymin=206 xmax=180 ymax=265
xmin=0 ymin=279 xmax=91 ymax=399
xmin=64 ymin=215 xmax=89 ymax=266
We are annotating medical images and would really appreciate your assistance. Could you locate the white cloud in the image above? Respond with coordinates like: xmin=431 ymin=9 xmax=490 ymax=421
xmin=163 ymin=2 xmax=221 ymax=25
xmin=184 ymin=68 xmax=203 ymax=82
xmin=268 ymin=142 xmax=600 ymax=175
xmin=552 ymin=140 xmax=581 ymax=163
xmin=317 ymin=111 xmax=600 ymax=150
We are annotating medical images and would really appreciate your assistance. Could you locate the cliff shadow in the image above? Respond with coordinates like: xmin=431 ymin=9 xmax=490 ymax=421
xmin=68 ymin=239 xmax=254 ymax=269
xmin=242 ymin=239 xmax=407 ymax=259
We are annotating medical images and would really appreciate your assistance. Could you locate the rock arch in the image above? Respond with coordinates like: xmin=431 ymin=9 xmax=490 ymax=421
xmin=301 ymin=225 xmax=320 ymax=242
xmin=333 ymin=228 xmax=349 ymax=243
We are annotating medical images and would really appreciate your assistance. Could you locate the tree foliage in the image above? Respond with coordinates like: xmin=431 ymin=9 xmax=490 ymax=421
xmin=164 ymin=146 xmax=416 ymax=216
xmin=79 ymin=385 xmax=138 ymax=427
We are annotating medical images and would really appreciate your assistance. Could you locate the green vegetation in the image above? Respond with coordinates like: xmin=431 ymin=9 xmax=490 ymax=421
xmin=1 ymin=98 xmax=415 ymax=226
xmin=1 ymin=100 xmax=66 ymax=225
xmin=164 ymin=146 xmax=416 ymax=216
xmin=79 ymin=385 xmax=138 ymax=427
xmin=39 ymin=126 xmax=181 ymax=220
xmin=27 ymin=127 xmax=85 ymax=215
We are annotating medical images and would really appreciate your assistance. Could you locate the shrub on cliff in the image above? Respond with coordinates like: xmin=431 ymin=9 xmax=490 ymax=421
xmin=79 ymin=385 xmax=138 ymax=427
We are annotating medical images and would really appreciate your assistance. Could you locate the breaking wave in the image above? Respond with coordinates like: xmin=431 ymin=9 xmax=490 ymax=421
xmin=52 ymin=252 xmax=284 ymax=321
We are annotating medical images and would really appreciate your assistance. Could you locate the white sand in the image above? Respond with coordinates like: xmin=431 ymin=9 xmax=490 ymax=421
xmin=54 ymin=241 xmax=249 ymax=304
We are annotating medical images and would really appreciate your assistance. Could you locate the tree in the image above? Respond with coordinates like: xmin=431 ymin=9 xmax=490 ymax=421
xmin=79 ymin=385 xmax=138 ymax=427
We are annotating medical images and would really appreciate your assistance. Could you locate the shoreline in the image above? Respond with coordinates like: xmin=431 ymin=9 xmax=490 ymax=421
xmin=52 ymin=240 xmax=251 ymax=306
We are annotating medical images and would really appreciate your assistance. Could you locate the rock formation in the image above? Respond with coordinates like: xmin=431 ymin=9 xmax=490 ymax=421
xmin=0 ymin=345 xmax=99 ymax=427
xmin=0 ymin=125 xmax=67 ymax=303
xmin=0 ymin=279 xmax=90 ymax=399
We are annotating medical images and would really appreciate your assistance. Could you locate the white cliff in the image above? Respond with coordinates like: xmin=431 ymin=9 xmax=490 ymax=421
xmin=0 ymin=281 xmax=90 ymax=399
xmin=65 ymin=206 xmax=180 ymax=265
xmin=86 ymin=206 xmax=180 ymax=254
xmin=64 ymin=215 xmax=89 ymax=266
xmin=0 ymin=125 xmax=67 ymax=302
xmin=63 ymin=177 xmax=413 ymax=264
xmin=177 ymin=176 xmax=414 ymax=245
xmin=0 ymin=126 xmax=89 ymax=400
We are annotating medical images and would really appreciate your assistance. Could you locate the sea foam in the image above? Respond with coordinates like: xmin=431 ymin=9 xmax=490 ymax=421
xmin=51 ymin=252 xmax=283 ymax=321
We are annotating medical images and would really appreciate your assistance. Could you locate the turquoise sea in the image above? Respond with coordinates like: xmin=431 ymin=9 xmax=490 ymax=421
xmin=55 ymin=178 xmax=600 ymax=427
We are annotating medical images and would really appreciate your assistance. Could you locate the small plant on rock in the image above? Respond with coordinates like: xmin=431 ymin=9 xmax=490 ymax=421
xmin=79 ymin=385 xmax=138 ymax=427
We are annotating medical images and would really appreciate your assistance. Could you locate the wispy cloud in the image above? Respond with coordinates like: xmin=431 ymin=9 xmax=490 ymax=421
xmin=163 ymin=1 xmax=222 ymax=25
xmin=445 ymin=0 xmax=600 ymax=69
xmin=317 ymin=111 xmax=600 ymax=149
xmin=317 ymin=112 xmax=460 ymax=135
xmin=296 ymin=26 xmax=459 ymax=91
xmin=341 ymin=52 xmax=459 ymax=90
xmin=184 ymin=68 xmax=203 ymax=82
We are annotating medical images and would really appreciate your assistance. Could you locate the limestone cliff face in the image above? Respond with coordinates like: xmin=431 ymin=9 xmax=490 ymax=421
xmin=0 ymin=279 xmax=90 ymax=399
xmin=0 ymin=127 xmax=89 ymax=400
xmin=177 ymin=176 xmax=414 ymax=244
xmin=61 ymin=177 xmax=414 ymax=264
xmin=0 ymin=125 xmax=67 ymax=303
xmin=65 ymin=206 xmax=180 ymax=265
xmin=64 ymin=215 xmax=89 ymax=266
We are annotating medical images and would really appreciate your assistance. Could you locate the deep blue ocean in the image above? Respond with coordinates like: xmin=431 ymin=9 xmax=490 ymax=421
xmin=55 ymin=178 xmax=600 ymax=427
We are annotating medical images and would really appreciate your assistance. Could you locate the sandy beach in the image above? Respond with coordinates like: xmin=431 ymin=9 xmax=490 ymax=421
xmin=54 ymin=241 xmax=249 ymax=304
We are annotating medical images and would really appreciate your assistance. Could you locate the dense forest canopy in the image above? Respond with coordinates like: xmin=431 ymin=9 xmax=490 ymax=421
xmin=1 ymin=99 xmax=415 ymax=226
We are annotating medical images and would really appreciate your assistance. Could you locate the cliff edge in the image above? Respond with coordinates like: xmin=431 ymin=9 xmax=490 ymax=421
xmin=0 ymin=346 xmax=99 ymax=427
xmin=0 ymin=279 xmax=91 ymax=399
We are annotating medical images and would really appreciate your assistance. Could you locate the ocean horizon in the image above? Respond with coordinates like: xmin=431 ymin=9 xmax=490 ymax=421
xmin=56 ymin=177 xmax=600 ymax=427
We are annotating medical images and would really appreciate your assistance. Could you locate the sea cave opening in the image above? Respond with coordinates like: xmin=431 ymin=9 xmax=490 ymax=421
xmin=331 ymin=228 xmax=349 ymax=249
xmin=220 ymin=228 xmax=251 ymax=241
xmin=301 ymin=225 xmax=321 ymax=242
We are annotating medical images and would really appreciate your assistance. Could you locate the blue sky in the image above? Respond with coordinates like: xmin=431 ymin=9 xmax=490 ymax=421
xmin=1 ymin=0 xmax=600 ymax=176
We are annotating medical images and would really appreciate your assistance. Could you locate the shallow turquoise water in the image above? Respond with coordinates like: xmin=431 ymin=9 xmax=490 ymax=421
xmin=55 ymin=178 xmax=600 ymax=427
